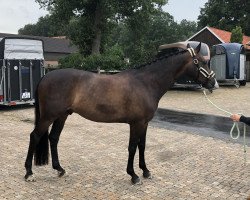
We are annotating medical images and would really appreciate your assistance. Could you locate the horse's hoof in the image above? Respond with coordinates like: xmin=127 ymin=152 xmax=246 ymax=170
xmin=143 ymin=171 xmax=152 ymax=179
xmin=25 ymin=174 xmax=36 ymax=182
xmin=58 ymin=169 xmax=66 ymax=177
xmin=131 ymin=177 xmax=142 ymax=185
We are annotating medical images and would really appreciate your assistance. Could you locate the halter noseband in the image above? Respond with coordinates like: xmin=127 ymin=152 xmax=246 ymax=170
xmin=187 ymin=47 xmax=215 ymax=79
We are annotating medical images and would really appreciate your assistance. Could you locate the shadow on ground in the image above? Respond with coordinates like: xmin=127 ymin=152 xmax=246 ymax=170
xmin=152 ymin=108 xmax=249 ymax=144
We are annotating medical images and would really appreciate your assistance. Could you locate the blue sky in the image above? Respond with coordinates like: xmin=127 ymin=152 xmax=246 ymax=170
xmin=0 ymin=0 xmax=48 ymax=34
xmin=163 ymin=0 xmax=208 ymax=22
xmin=0 ymin=0 xmax=208 ymax=34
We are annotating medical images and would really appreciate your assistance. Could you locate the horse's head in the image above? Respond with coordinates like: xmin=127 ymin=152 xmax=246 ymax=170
xmin=185 ymin=43 xmax=219 ymax=92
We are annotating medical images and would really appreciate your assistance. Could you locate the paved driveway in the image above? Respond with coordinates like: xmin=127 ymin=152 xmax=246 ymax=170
xmin=1 ymin=84 xmax=250 ymax=199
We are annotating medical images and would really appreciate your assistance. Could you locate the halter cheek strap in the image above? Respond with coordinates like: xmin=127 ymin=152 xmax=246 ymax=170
xmin=187 ymin=47 xmax=215 ymax=79
xmin=187 ymin=47 xmax=196 ymax=57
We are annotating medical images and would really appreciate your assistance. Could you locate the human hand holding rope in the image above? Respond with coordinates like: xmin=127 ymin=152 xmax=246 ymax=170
xmin=230 ymin=114 xmax=241 ymax=122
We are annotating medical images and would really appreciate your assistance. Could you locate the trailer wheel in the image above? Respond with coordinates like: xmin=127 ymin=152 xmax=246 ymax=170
xmin=239 ymin=80 xmax=246 ymax=86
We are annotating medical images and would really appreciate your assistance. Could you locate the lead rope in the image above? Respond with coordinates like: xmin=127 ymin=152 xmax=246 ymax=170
xmin=203 ymin=90 xmax=247 ymax=164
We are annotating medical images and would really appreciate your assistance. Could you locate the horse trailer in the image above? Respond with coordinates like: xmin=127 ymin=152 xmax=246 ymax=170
xmin=0 ymin=37 xmax=45 ymax=106
xmin=158 ymin=41 xmax=210 ymax=88
xmin=210 ymin=43 xmax=246 ymax=86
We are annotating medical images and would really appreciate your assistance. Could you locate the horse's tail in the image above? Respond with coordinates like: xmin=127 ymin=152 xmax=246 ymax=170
xmin=34 ymin=82 xmax=49 ymax=166
xmin=34 ymin=85 xmax=40 ymax=127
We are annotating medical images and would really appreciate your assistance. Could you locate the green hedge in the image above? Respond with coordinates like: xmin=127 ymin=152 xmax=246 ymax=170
xmin=59 ymin=46 xmax=128 ymax=71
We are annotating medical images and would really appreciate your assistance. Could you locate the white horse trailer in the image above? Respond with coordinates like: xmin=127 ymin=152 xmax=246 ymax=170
xmin=0 ymin=37 xmax=45 ymax=106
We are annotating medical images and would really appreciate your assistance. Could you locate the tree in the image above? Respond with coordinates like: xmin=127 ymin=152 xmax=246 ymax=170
xmin=119 ymin=9 xmax=178 ymax=64
xmin=197 ymin=0 xmax=250 ymax=35
xmin=230 ymin=26 xmax=243 ymax=43
xmin=177 ymin=20 xmax=198 ymax=41
xmin=18 ymin=15 xmax=66 ymax=37
xmin=58 ymin=9 xmax=198 ymax=68
xmin=21 ymin=1 xmax=198 ymax=70
xmin=35 ymin=0 xmax=168 ymax=55
xmin=105 ymin=10 xmax=197 ymax=65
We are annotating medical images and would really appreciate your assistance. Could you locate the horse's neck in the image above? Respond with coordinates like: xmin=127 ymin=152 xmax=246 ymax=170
xmin=139 ymin=52 xmax=189 ymax=100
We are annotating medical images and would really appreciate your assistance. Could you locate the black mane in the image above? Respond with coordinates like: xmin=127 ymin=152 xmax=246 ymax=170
xmin=131 ymin=49 xmax=188 ymax=70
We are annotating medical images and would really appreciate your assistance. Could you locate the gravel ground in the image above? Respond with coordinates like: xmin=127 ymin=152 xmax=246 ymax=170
xmin=0 ymin=83 xmax=250 ymax=200
xmin=159 ymin=84 xmax=250 ymax=117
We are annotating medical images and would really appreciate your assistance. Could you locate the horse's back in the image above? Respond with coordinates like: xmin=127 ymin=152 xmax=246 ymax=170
xmin=41 ymin=68 xmax=91 ymax=81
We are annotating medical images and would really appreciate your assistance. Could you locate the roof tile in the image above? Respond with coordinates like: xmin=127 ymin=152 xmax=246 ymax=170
xmin=209 ymin=27 xmax=250 ymax=50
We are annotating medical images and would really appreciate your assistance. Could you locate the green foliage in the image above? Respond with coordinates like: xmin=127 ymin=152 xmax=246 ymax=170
xmin=198 ymin=0 xmax=250 ymax=35
xmin=59 ymin=45 xmax=127 ymax=71
xmin=230 ymin=26 xmax=243 ymax=43
xmin=18 ymin=15 xmax=66 ymax=37
xmin=21 ymin=1 xmax=198 ymax=70
xmin=106 ymin=10 xmax=197 ymax=66
xmin=66 ymin=16 xmax=94 ymax=55
xmin=35 ymin=0 xmax=169 ymax=55
xmin=59 ymin=53 xmax=84 ymax=69
xmin=177 ymin=20 xmax=198 ymax=41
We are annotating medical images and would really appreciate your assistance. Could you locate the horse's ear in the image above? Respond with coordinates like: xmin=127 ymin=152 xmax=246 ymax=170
xmin=195 ymin=42 xmax=202 ymax=53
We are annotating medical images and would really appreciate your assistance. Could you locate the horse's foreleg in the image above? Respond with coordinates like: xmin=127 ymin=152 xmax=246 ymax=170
xmin=138 ymin=123 xmax=152 ymax=179
xmin=49 ymin=115 xmax=68 ymax=177
xmin=127 ymin=135 xmax=140 ymax=184
xmin=127 ymin=122 xmax=146 ymax=185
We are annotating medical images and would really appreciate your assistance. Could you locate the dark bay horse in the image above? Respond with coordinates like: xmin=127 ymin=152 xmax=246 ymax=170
xmin=24 ymin=43 xmax=218 ymax=184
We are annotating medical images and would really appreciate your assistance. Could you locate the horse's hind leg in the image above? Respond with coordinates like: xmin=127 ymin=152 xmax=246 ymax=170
xmin=24 ymin=129 xmax=39 ymax=181
xmin=49 ymin=115 xmax=68 ymax=177
xmin=24 ymin=121 xmax=51 ymax=181
xmin=138 ymin=123 xmax=152 ymax=179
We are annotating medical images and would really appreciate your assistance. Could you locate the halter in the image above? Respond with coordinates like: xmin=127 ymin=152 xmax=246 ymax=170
xmin=187 ymin=47 xmax=215 ymax=79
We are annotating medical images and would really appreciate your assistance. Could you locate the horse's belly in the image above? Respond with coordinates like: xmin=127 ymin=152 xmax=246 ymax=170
xmin=73 ymin=96 xmax=157 ymax=123
xmin=77 ymin=111 xmax=128 ymax=123
xmin=76 ymin=106 xmax=155 ymax=124
xmin=74 ymin=104 xmax=129 ymax=123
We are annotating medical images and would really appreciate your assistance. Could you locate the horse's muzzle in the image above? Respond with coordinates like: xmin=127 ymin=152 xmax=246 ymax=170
xmin=213 ymin=79 xmax=219 ymax=89
xmin=203 ymin=78 xmax=219 ymax=92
